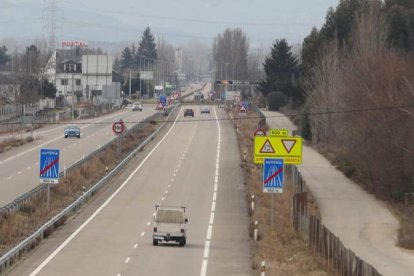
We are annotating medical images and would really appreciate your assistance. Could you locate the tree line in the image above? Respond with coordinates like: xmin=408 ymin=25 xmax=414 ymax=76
xmin=0 ymin=44 xmax=57 ymax=104
xmin=259 ymin=0 xmax=414 ymax=201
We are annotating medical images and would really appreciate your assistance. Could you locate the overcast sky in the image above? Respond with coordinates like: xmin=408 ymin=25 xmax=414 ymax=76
xmin=0 ymin=0 xmax=339 ymax=48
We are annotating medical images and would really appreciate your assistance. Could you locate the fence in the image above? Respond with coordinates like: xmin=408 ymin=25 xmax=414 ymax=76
xmin=288 ymin=165 xmax=381 ymax=276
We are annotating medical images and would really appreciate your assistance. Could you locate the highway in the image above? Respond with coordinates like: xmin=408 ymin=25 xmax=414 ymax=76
xmin=263 ymin=109 xmax=414 ymax=276
xmin=0 ymin=105 xmax=157 ymax=207
xmin=0 ymin=84 xmax=204 ymax=207
xmin=9 ymin=105 xmax=252 ymax=276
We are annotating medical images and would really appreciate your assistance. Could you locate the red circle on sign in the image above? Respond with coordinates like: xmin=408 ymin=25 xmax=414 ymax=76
xmin=112 ymin=121 xmax=125 ymax=135
xmin=254 ymin=129 xmax=266 ymax=136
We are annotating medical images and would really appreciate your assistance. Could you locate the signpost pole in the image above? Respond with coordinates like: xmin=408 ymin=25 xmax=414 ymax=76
xmin=47 ymin=183 xmax=50 ymax=209
xmin=271 ymin=194 xmax=274 ymax=226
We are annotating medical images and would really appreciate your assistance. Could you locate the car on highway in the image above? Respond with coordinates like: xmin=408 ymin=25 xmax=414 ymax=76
xmin=64 ymin=126 xmax=80 ymax=138
xmin=200 ymin=106 xmax=211 ymax=114
xmin=132 ymin=103 xmax=143 ymax=111
xmin=153 ymin=205 xmax=188 ymax=246
xmin=184 ymin=108 xmax=194 ymax=117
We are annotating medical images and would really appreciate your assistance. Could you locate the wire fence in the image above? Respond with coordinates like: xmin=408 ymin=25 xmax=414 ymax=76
xmin=288 ymin=165 xmax=382 ymax=276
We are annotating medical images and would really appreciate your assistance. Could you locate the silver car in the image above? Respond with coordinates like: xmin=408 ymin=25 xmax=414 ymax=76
xmin=200 ymin=106 xmax=210 ymax=114
xmin=64 ymin=126 xmax=80 ymax=138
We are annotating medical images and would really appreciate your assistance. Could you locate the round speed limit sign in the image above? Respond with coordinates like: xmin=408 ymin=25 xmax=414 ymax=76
xmin=112 ymin=121 xmax=125 ymax=135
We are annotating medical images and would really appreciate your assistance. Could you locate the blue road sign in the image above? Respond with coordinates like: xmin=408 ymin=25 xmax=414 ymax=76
xmin=263 ymin=158 xmax=284 ymax=193
xmin=160 ymin=95 xmax=167 ymax=107
xmin=40 ymin=149 xmax=60 ymax=184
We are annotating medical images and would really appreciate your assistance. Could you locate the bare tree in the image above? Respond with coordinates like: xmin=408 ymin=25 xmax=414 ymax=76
xmin=212 ymin=28 xmax=249 ymax=81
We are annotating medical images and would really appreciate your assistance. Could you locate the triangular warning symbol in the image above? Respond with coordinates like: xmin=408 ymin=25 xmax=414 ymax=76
xmin=155 ymin=102 xmax=165 ymax=110
xmin=239 ymin=104 xmax=247 ymax=113
xmin=281 ymin=139 xmax=296 ymax=153
xmin=260 ymin=139 xmax=275 ymax=153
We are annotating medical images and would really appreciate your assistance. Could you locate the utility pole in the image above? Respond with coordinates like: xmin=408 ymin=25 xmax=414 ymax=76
xmin=129 ymin=70 xmax=131 ymax=98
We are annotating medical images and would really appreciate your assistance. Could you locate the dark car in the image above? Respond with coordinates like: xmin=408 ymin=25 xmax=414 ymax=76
xmin=184 ymin=109 xmax=194 ymax=117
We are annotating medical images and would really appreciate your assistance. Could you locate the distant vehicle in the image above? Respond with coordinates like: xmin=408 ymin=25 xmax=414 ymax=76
xmin=153 ymin=205 xmax=188 ymax=246
xmin=132 ymin=103 xmax=143 ymax=111
xmin=64 ymin=126 xmax=80 ymax=138
xmin=200 ymin=106 xmax=211 ymax=114
xmin=184 ymin=108 xmax=194 ymax=117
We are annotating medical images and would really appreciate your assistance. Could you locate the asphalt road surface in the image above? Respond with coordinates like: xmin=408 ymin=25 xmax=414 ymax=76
xmin=0 ymin=85 xmax=204 ymax=208
xmin=0 ymin=105 xmax=157 ymax=207
xmin=262 ymin=109 xmax=414 ymax=276
xmin=9 ymin=106 xmax=252 ymax=276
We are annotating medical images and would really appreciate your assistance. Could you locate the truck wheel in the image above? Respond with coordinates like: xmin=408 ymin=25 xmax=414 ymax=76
xmin=179 ymin=238 xmax=186 ymax=247
xmin=153 ymin=239 xmax=158 ymax=246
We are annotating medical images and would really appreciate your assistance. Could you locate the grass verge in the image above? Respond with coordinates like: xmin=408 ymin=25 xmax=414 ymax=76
xmin=0 ymin=121 xmax=159 ymax=256
xmin=0 ymin=137 xmax=35 ymax=153
xmin=231 ymin=107 xmax=330 ymax=275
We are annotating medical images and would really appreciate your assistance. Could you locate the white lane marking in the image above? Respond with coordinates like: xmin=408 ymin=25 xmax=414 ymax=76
xmin=173 ymin=173 xmax=176 ymax=177
xmin=125 ymin=257 xmax=130 ymax=264
xmin=133 ymin=243 xmax=138 ymax=249
xmin=171 ymin=178 xmax=174 ymax=182
xmin=209 ymin=213 xmax=215 ymax=225
xmin=165 ymin=190 xmax=168 ymax=194
xmin=117 ymin=273 xmax=121 ymax=276
xmin=178 ymin=164 xmax=181 ymax=168
xmin=29 ymin=107 xmax=184 ymax=276
xmin=18 ymin=171 xmax=22 ymax=174
xmin=206 ymin=225 xmax=213 ymax=240
xmin=168 ymin=184 xmax=171 ymax=188
xmin=7 ymin=176 xmax=11 ymax=180
xmin=175 ymin=168 xmax=178 ymax=173
xmin=200 ymin=260 xmax=208 ymax=276
xmin=141 ymin=232 xmax=145 ymax=237
xmin=161 ymin=197 xmax=165 ymax=201
xmin=203 ymin=241 xmax=210 ymax=258
xmin=200 ymin=106 xmax=221 ymax=276
xmin=153 ymin=212 xmax=156 ymax=216
xmin=146 ymin=221 xmax=150 ymax=226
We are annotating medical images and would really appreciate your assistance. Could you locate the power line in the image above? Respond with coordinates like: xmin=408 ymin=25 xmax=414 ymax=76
xmin=61 ymin=0 xmax=314 ymax=27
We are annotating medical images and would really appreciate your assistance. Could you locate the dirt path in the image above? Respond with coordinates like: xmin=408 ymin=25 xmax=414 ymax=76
xmin=262 ymin=110 xmax=414 ymax=276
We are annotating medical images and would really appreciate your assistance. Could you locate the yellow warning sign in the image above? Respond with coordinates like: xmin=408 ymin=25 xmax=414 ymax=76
xmin=269 ymin=129 xmax=289 ymax=137
xmin=254 ymin=136 xmax=303 ymax=164
xmin=259 ymin=139 xmax=275 ymax=153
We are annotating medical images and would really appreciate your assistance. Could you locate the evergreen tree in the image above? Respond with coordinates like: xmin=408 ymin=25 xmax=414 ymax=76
xmin=120 ymin=46 xmax=133 ymax=70
xmin=0 ymin=46 xmax=10 ymax=65
xmin=137 ymin=27 xmax=157 ymax=66
xmin=22 ymin=44 xmax=41 ymax=74
xmin=259 ymin=39 xmax=298 ymax=101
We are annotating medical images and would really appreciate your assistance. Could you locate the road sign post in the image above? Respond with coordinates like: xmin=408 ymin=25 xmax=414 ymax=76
xmin=263 ymin=158 xmax=284 ymax=226
xmin=40 ymin=149 xmax=60 ymax=209
xmin=254 ymin=136 xmax=302 ymax=164
xmin=112 ymin=121 xmax=125 ymax=154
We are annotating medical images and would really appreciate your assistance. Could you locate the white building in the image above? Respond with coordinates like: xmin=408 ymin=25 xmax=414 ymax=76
xmin=45 ymin=48 xmax=114 ymax=105
xmin=82 ymin=55 xmax=112 ymax=100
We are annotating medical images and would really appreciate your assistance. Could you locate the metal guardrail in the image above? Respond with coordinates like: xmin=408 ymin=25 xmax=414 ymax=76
xmin=0 ymin=108 xmax=167 ymax=216
xmin=0 ymin=104 xmax=179 ymax=274
xmin=0 ymin=84 xmax=206 ymax=215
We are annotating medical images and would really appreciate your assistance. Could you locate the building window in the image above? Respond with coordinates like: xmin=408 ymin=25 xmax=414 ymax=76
xmin=61 ymin=79 xmax=68 ymax=85
xmin=75 ymin=79 xmax=81 ymax=86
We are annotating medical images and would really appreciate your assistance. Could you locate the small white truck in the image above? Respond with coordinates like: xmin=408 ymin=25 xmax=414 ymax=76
xmin=152 ymin=205 xmax=188 ymax=246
